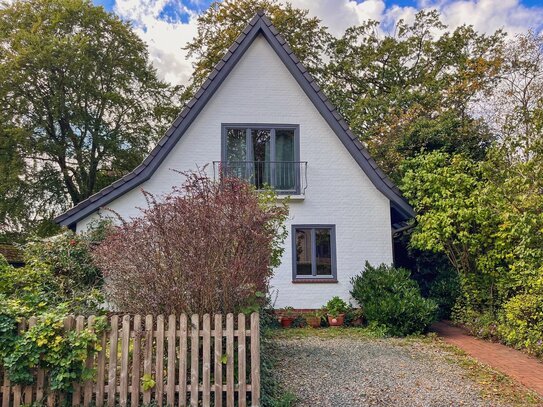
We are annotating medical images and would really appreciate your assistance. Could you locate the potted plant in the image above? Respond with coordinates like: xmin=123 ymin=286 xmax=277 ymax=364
xmin=304 ymin=310 xmax=323 ymax=328
xmin=324 ymin=296 xmax=349 ymax=327
xmin=280 ymin=306 xmax=296 ymax=328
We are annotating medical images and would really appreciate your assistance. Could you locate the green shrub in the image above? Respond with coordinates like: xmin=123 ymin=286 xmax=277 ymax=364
xmin=453 ymin=306 xmax=499 ymax=340
xmin=351 ymin=263 xmax=437 ymax=336
xmin=498 ymin=293 xmax=543 ymax=357
xmin=427 ymin=268 xmax=461 ymax=319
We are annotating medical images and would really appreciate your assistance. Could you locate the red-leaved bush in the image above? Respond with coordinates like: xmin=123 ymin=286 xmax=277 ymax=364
xmin=92 ymin=170 xmax=288 ymax=315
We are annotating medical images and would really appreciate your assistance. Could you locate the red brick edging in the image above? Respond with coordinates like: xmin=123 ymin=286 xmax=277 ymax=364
xmin=432 ymin=321 xmax=543 ymax=397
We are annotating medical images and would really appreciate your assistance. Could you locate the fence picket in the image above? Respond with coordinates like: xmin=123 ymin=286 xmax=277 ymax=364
xmin=120 ymin=315 xmax=130 ymax=406
xmin=214 ymin=314 xmax=223 ymax=407
xmin=24 ymin=317 xmax=37 ymax=405
xmin=1 ymin=366 xmax=10 ymax=407
xmin=0 ymin=312 xmax=260 ymax=407
xmin=131 ymin=314 xmax=142 ymax=407
xmin=167 ymin=314 xmax=176 ymax=406
xmin=107 ymin=315 xmax=119 ymax=407
xmin=143 ymin=315 xmax=153 ymax=405
xmin=202 ymin=314 xmax=211 ymax=406
xmin=72 ymin=315 xmax=85 ymax=406
xmin=190 ymin=314 xmax=199 ymax=407
xmin=251 ymin=313 xmax=261 ymax=407
xmin=95 ymin=325 xmax=107 ymax=407
xmin=226 ymin=313 xmax=234 ymax=407
xmin=178 ymin=314 xmax=188 ymax=407
xmin=155 ymin=315 xmax=165 ymax=406
xmin=238 ymin=313 xmax=247 ymax=407
xmin=83 ymin=316 xmax=95 ymax=406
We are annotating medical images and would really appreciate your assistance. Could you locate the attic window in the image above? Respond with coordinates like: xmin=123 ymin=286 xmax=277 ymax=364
xmin=219 ymin=124 xmax=306 ymax=194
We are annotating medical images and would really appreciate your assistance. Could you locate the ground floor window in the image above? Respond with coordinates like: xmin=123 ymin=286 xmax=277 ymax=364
xmin=292 ymin=225 xmax=336 ymax=281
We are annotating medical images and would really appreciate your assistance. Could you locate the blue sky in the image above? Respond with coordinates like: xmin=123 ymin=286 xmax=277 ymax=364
xmin=93 ymin=0 xmax=543 ymax=13
xmin=96 ymin=0 xmax=543 ymax=85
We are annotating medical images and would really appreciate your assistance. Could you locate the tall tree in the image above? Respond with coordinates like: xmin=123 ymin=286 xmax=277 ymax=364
xmin=184 ymin=0 xmax=330 ymax=90
xmin=0 ymin=0 xmax=178 ymax=235
xmin=323 ymin=11 xmax=505 ymax=179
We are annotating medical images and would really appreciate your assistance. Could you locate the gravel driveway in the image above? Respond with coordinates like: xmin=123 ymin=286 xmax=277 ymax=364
xmin=274 ymin=334 xmax=508 ymax=407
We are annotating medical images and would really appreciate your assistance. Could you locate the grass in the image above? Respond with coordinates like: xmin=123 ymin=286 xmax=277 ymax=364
xmin=271 ymin=326 xmax=543 ymax=407
xmin=269 ymin=326 xmax=387 ymax=340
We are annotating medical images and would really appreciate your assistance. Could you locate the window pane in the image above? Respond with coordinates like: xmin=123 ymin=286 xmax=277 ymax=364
xmin=225 ymin=129 xmax=247 ymax=180
xmin=315 ymin=228 xmax=332 ymax=276
xmin=251 ymin=129 xmax=271 ymax=188
xmin=295 ymin=229 xmax=312 ymax=276
xmin=275 ymin=129 xmax=295 ymax=190
xmin=226 ymin=128 xmax=246 ymax=162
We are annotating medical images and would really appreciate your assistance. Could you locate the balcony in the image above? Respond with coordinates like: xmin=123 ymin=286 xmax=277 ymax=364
xmin=213 ymin=161 xmax=308 ymax=195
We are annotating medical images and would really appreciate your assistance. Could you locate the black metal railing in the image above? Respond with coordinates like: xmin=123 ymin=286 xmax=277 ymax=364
xmin=213 ymin=161 xmax=308 ymax=194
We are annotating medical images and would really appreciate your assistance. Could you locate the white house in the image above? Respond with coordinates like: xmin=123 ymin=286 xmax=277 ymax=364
xmin=55 ymin=12 xmax=414 ymax=309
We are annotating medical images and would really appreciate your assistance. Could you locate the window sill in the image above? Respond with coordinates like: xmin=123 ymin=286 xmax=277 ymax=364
xmin=276 ymin=194 xmax=305 ymax=200
xmin=292 ymin=279 xmax=338 ymax=284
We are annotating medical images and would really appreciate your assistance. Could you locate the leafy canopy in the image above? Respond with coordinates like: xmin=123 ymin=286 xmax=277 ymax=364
xmin=184 ymin=0 xmax=330 ymax=90
xmin=0 ymin=0 xmax=179 ymax=236
xmin=323 ymin=10 xmax=504 ymax=178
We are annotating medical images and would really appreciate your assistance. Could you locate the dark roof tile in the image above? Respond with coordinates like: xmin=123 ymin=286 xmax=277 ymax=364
xmin=261 ymin=15 xmax=272 ymax=26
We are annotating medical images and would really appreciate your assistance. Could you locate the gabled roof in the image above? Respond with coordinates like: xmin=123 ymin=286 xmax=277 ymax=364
xmin=55 ymin=11 xmax=415 ymax=229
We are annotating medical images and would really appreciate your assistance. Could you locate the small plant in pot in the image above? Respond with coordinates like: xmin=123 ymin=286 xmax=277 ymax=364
xmin=304 ymin=310 xmax=323 ymax=328
xmin=325 ymin=296 xmax=349 ymax=327
xmin=280 ymin=306 xmax=296 ymax=328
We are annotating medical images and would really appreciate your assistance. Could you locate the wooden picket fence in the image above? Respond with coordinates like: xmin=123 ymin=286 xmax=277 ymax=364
xmin=0 ymin=313 xmax=260 ymax=407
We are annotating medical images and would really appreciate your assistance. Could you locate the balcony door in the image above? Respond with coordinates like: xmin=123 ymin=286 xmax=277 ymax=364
xmin=223 ymin=125 xmax=298 ymax=193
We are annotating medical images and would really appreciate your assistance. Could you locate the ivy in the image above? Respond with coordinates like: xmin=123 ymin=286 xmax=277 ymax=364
xmin=0 ymin=309 xmax=106 ymax=390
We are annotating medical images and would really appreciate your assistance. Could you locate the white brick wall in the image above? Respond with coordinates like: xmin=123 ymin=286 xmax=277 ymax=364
xmin=77 ymin=35 xmax=393 ymax=309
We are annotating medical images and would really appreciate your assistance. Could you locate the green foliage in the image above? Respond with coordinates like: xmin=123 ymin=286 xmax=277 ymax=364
xmin=0 ymin=225 xmax=107 ymax=388
xmin=0 ymin=308 xmax=105 ymax=390
xmin=141 ymin=373 xmax=156 ymax=391
xmin=427 ymin=268 xmax=461 ymax=319
xmin=323 ymin=296 xmax=349 ymax=317
xmin=351 ymin=263 xmax=437 ymax=336
xmin=0 ymin=0 xmax=179 ymax=237
xmin=323 ymin=10 xmax=503 ymax=178
xmin=184 ymin=0 xmax=329 ymax=90
xmin=498 ymin=293 xmax=543 ymax=357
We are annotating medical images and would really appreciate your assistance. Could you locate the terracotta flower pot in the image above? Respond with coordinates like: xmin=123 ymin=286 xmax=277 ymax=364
xmin=327 ymin=314 xmax=345 ymax=327
xmin=280 ymin=316 xmax=295 ymax=328
xmin=305 ymin=316 xmax=321 ymax=328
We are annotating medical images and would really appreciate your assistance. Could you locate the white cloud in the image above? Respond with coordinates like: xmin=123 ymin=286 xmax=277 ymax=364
xmin=114 ymin=0 xmax=200 ymax=85
xmin=110 ymin=0 xmax=543 ymax=86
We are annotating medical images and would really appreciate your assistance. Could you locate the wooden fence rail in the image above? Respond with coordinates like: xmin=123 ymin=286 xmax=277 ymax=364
xmin=0 ymin=313 xmax=260 ymax=407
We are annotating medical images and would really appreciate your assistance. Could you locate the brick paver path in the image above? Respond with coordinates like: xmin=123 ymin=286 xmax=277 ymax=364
xmin=432 ymin=321 xmax=543 ymax=397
